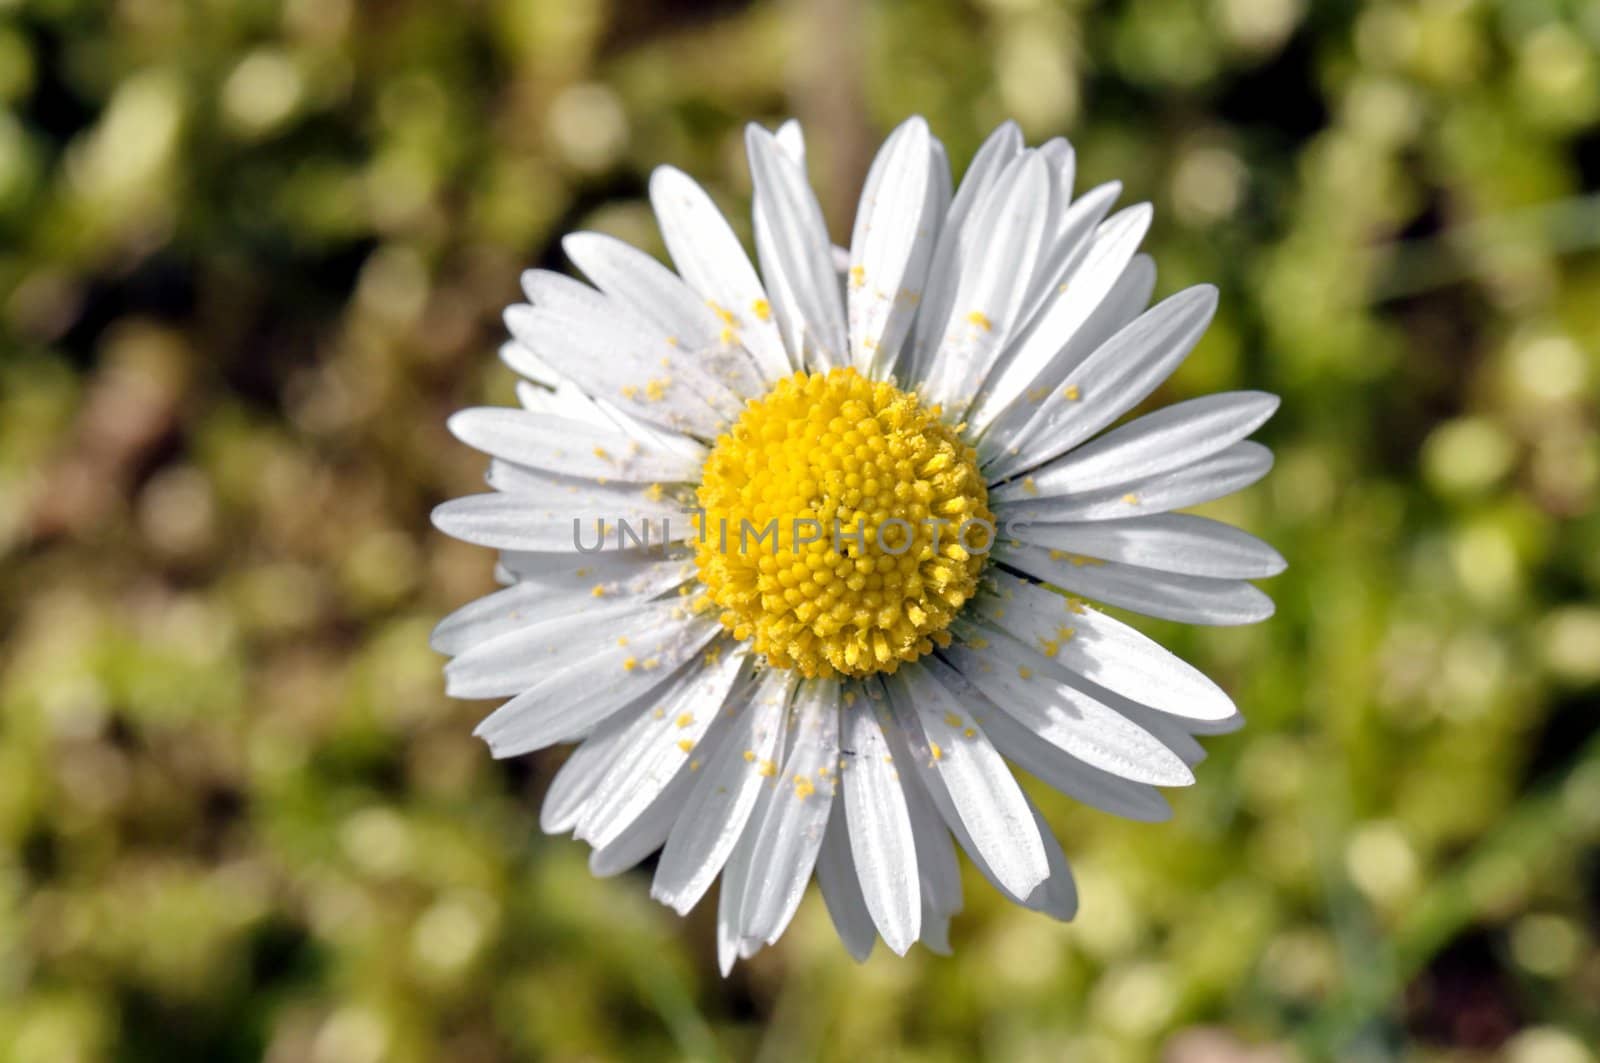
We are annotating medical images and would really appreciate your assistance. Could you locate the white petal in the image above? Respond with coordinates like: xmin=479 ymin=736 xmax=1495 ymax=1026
xmin=449 ymin=407 xmax=704 ymax=483
xmin=499 ymin=340 xmax=558 ymax=386
xmin=738 ymin=678 xmax=841 ymax=944
xmin=969 ymin=679 xmax=1173 ymax=821
xmin=538 ymin=715 xmax=636 ymax=834
xmin=1113 ymin=699 xmax=1210 ymax=766
xmin=651 ymin=669 xmax=794 ymax=914
xmin=589 ymin=769 xmax=692 ymax=877
xmin=1039 ymin=137 xmax=1076 ymax=223
xmin=989 ymin=284 xmax=1219 ymax=480
xmin=464 ymin=606 xmax=721 ymax=753
xmin=974 ymin=571 xmax=1239 ymax=722
xmin=431 ymin=491 xmax=684 ymax=553
xmin=562 ymin=231 xmax=722 ymax=349
xmin=747 ymin=125 xmax=847 ymax=371
xmin=515 ymin=378 xmax=608 ymax=425
xmin=1009 ymin=513 xmax=1286 ymax=579
xmin=994 ymin=440 xmax=1274 ymax=523
xmin=936 ymin=629 xmax=1194 ymax=787
xmin=882 ymin=676 xmax=1054 ymax=912
xmin=509 ymin=271 xmax=743 ymax=435
xmin=431 ymin=560 xmax=691 ymax=657
xmin=1020 ymin=182 xmax=1130 ymax=331
xmin=815 ymin=801 xmax=876 ymax=962
xmin=483 ymin=451 xmax=693 ymax=506
xmin=444 ymin=598 xmax=644 ymax=697
xmin=919 ymin=900 xmax=953 ymax=955
xmin=996 ymin=542 xmax=1276 ymax=625
xmin=885 ymin=665 xmax=1049 ymax=899
xmin=841 ymin=695 xmax=921 ymax=954
xmin=562 ymin=231 xmax=766 ymax=400
xmin=576 ymin=648 xmax=751 ymax=849
xmin=970 ymin=193 xmax=1146 ymax=432
xmin=921 ymin=152 xmax=1054 ymax=415
xmin=518 ymin=373 xmax=709 ymax=463
xmin=847 ymin=117 xmax=938 ymax=377
xmin=715 ymin=778 xmax=778 ymax=975
xmin=595 ymin=395 xmax=715 ymax=464
xmin=992 ymin=391 xmax=1279 ymax=502
xmin=911 ymin=121 xmax=1023 ymax=373
xmin=496 ymin=546 xmax=694 ymax=587
xmin=977 ymin=250 xmax=1156 ymax=460
xmin=775 ymin=119 xmax=806 ymax=165
xmin=649 ymin=166 xmax=792 ymax=381
xmin=1019 ymin=796 xmax=1078 ymax=920
xmin=886 ymin=703 xmax=964 ymax=921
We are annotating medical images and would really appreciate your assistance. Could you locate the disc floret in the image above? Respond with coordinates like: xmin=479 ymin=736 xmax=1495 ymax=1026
xmin=694 ymin=368 xmax=992 ymax=678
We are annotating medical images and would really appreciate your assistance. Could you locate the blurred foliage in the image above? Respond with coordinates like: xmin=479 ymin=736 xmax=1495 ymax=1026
xmin=1 ymin=0 xmax=1599 ymax=1060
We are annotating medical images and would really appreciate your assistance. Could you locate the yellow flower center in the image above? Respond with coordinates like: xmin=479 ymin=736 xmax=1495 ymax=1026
xmin=694 ymin=368 xmax=992 ymax=678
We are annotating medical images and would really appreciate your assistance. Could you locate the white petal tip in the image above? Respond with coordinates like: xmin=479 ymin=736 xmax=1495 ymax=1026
xmin=993 ymin=860 xmax=1051 ymax=904
xmin=476 ymin=736 xmax=516 ymax=760
xmin=647 ymin=165 xmax=692 ymax=201
xmin=883 ymin=934 xmax=916 ymax=958
xmin=652 ymin=890 xmax=697 ymax=918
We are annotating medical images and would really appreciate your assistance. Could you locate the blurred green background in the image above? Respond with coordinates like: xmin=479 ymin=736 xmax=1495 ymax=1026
xmin=2 ymin=0 xmax=1599 ymax=1060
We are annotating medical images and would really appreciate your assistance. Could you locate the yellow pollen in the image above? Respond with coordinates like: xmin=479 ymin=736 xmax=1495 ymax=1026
xmin=623 ymin=657 xmax=638 ymax=671
xmin=693 ymin=368 xmax=991 ymax=678
xmin=757 ymin=759 xmax=777 ymax=777
xmin=592 ymin=585 xmax=607 ymax=597
xmin=675 ymin=713 xmax=694 ymax=728
xmin=1018 ymin=665 xmax=1033 ymax=679
xmin=752 ymin=298 xmax=772 ymax=321
xmin=743 ymin=749 xmax=756 ymax=762
xmin=677 ymin=739 xmax=695 ymax=753
xmin=1123 ymin=492 xmax=1140 ymax=504
xmin=1063 ymin=384 xmax=1081 ymax=401
xmin=849 ymin=265 xmax=866 ymax=288
xmin=644 ymin=483 xmax=665 ymax=503
xmin=793 ymin=774 xmax=816 ymax=799
xmin=966 ymin=311 xmax=992 ymax=330
xmin=929 ymin=741 xmax=944 ymax=761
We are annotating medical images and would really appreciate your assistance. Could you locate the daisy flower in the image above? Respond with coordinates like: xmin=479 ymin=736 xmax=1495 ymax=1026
xmin=433 ymin=117 xmax=1282 ymax=971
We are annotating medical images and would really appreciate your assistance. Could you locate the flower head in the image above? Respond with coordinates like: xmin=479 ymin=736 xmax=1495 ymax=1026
xmin=433 ymin=117 xmax=1283 ymax=970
